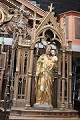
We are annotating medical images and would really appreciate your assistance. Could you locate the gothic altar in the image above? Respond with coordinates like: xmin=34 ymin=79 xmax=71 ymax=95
xmin=0 ymin=1 xmax=79 ymax=119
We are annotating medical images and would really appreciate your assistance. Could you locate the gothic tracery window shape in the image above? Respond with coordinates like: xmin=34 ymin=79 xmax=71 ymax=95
xmin=18 ymin=77 xmax=26 ymax=99
xmin=18 ymin=49 xmax=29 ymax=99
xmin=35 ymin=29 xmax=61 ymax=57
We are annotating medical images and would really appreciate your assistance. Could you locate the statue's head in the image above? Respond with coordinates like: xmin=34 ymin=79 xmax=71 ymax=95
xmin=46 ymin=45 xmax=52 ymax=55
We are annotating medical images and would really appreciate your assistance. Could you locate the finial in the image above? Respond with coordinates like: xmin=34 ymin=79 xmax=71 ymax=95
xmin=48 ymin=3 xmax=54 ymax=12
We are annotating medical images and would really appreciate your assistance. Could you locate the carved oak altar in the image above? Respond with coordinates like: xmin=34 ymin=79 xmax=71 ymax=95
xmin=0 ymin=1 xmax=75 ymax=120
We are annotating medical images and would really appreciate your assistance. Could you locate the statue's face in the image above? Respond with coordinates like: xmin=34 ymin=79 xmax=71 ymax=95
xmin=46 ymin=46 xmax=52 ymax=55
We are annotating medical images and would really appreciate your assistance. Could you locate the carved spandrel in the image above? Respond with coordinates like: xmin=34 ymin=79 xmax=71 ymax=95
xmin=18 ymin=38 xmax=31 ymax=47
xmin=0 ymin=4 xmax=33 ymax=47
xmin=0 ymin=7 xmax=13 ymax=26
xmin=16 ymin=9 xmax=31 ymax=46
xmin=0 ymin=7 xmax=13 ymax=35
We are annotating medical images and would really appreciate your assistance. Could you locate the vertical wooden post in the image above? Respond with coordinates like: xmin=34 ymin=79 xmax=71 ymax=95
xmin=25 ymin=11 xmax=36 ymax=108
xmin=25 ymin=50 xmax=29 ymax=99
xmin=13 ymin=48 xmax=20 ymax=102
xmin=68 ymin=41 xmax=72 ymax=109
xmin=68 ymin=51 xmax=72 ymax=109
xmin=0 ymin=52 xmax=6 ymax=100
xmin=25 ymin=47 xmax=34 ymax=107
xmin=0 ymin=70 xmax=4 ymax=100
xmin=61 ymin=49 xmax=65 ymax=109
xmin=57 ymin=51 xmax=61 ymax=108
xmin=66 ymin=53 xmax=69 ymax=109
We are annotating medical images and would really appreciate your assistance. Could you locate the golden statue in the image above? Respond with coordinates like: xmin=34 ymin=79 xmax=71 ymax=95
xmin=35 ymin=45 xmax=58 ymax=108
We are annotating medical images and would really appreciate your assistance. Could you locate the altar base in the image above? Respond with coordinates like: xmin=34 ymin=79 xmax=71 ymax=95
xmin=9 ymin=107 xmax=79 ymax=120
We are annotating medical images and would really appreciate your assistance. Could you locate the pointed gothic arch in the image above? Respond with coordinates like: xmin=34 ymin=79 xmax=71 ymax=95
xmin=35 ymin=26 xmax=63 ymax=48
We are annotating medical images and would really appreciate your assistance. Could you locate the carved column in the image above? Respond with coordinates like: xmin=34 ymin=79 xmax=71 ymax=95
xmin=13 ymin=48 xmax=20 ymax=103
xmin=0 ymin=70 xmax=4 ymax=100
xmin=25 ymin=11 xmax=36 ymax=108
xmin=68 ymin=51 xmax=72 ymax=109
xmin=61 ymin=49 xmax=66 ymax=109
xmin=68 ymin=41 xmax=72 ymax=109
xmin=0 ymin=52 xmax=6 ymax=100
xmin=57 ymin=51 xmax=62 ymax=108
xmin=21 ymin=48 xmax=25 ymax=75
xmin=66 ymin=53 xmax=69 ymax=109
xmin=25 ymin=46 xmax=34 ymax=108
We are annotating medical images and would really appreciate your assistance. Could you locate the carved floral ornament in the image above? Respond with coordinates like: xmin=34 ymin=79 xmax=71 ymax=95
xmin=0 ymin=9 xmax=5 ymax=23
xmin=0 ymin=7 xmax=13 ymax=26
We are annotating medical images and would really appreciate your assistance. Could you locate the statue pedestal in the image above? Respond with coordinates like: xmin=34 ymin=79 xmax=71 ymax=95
xmin=9 ymin=107 xmax=79 ymax=120
xmin=33 ymin=103 xmax=53 ymax=110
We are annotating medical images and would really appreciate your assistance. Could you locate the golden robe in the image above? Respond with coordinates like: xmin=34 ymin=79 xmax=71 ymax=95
xmin=35 ymin=54 xmax=58 ymax=105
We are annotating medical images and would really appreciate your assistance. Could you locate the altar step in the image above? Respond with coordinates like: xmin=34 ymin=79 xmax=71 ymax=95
xmin=9 ymin=107 xmax=80 ymax=120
